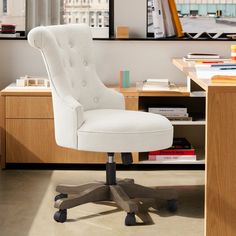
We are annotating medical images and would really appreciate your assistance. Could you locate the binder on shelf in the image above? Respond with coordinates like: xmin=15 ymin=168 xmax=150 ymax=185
xmin=151 ymin=0 xmax=165 ymax=38
xmin=168 ymin=0 xmax=184 ymax=38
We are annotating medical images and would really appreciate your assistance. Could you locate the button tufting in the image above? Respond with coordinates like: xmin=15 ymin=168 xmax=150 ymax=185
xmin=93 ymin=97 xmax=99 ymax=103
xmin=82 ymin=80 xmax=87 ymax=87
xmin=83 ymin=60 xmax=88 ymax=66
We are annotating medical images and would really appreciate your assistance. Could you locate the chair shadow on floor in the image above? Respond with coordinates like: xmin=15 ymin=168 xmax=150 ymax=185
xmin=66 ymin=185 xmax=204 ymax=225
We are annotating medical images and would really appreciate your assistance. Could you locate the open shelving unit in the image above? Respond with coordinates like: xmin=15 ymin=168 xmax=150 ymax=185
xmin=116 ymin=82 xmax=206 ymax=165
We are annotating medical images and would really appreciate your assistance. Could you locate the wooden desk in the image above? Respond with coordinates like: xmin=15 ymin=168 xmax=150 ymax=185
xmin=173 ymin=58 xmax=236 ymax=236
xmin=0 ymin=84 xmax=189 ymax=168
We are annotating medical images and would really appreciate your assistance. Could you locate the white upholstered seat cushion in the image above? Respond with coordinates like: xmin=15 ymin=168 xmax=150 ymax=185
xmin=77 ymin=109 xmax=173 ymax=152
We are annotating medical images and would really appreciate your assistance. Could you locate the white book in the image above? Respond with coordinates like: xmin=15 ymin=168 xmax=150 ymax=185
xmin=183 ymin=57 xmax=230 ymax=62
xmin=0 ymin=33 xmax=17 ymax=38
xmin=145 ymin=78 xmax=169 ymax=84
xmin=157 ymin=113 xmax=189 ymax=117
xmin=164 ymin=113 xmax=188 ymax=117
xmin=148 ymin=107 xmax=187 ymax=113
xmin=161 ymin=0 xmax=175 ymax=37
xmin=195 ymin=68 xmax=236 ymax=79
xmin=187 ymin=53 xmax=220 ymax=59
xmin=151 ymin=0 xmax=165 ymax=38
xmin=149 ymin=155 xmax=197 ymax=161
xmin=195 ymin=63 xmax=236 ymax=69
xmin=142 ymin=85 xmax=179 ymax=92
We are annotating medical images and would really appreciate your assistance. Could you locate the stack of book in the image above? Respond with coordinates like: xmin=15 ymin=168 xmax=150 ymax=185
xmin=194 ymin=62 xmax=236 ymax=79
xmin=151 ymin=0 xmax=183 ymax=38
xmin=148 ymin=138 xmax=196 ymax=162
xmin=183 ymin=53 xmax=230 ymax=62
xmin=142 ymin=79 xmax=170 ymax=91
xmin=148 ymin=107 xmax=191 ymax=121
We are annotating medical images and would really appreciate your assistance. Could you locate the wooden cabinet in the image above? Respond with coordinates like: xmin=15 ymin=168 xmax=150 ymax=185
xmin=0 ymin=86 xmax=189 ymax=168
xmin=173 ymin=58 xmax=236 ymax=236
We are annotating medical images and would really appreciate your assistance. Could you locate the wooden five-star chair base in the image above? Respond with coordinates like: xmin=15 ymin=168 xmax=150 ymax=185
xmin=53 ymin=153 xmax=178 ymax=226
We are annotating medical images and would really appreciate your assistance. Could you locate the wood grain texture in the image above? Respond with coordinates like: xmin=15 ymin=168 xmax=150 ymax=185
xmin=173 ymin=58 xmax=236 ymax=236
xmin=205 ymin=88 xmax=236 ymax=236
xmin=2 ymin=85 xmax=182 ymax=166
xmin=0 ymin=95 xmax=6 ymax=168
xmin=6 ymin=119 xmax=123 ymax=164
xmin=125 ymin=96 xmax=139 ymax=111
xmin=6 ymin=96 xmax=53 ymax=119
xmin=117 ymin=86 xmax=189 ymax=97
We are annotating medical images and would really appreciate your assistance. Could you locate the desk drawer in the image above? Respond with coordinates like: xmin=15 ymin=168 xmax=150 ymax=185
xmin=6 ymin=119 xmax=121 ymax=163
xmin=6 ymin=96 xmax=53 ymax=118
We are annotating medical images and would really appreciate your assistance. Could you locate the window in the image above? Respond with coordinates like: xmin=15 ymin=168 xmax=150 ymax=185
xmin=27 ymin=0 xmax=113 ymax=39
xmin=147 ymin=0 xmax=236 ymax=39
xmin=0 ymin=0 xmax=26 ymax=37
xmin=3 ymin=0 xmax=7 ymax=13
xmin=177 ymin=1 xmax=236 ymax=35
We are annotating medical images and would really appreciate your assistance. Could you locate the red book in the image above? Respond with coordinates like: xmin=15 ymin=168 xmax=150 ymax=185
xmin=149 ymin=149 xmax=195 ymax=156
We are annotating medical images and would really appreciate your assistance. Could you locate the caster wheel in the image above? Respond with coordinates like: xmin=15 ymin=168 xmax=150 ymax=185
xmin=125 ymin=212 xmax=136 ymax=226
xmin=54 ymin=193 xmax=68 ymax=201
xmin=167 ymin=199 xmax=178 ymax=213
xmin=54 ymin=209 xmax=67 ymax=223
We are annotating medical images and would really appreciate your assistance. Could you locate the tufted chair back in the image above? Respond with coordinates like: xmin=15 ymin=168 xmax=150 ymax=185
xmin=28 ymin=24 xmax=124 ymax=149
xmin=28 ymin=24 xmax=123 ymax=111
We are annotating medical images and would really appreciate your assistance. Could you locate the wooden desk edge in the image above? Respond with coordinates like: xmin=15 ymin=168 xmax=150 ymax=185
xmin=1 ymin=86 xmax=190 ymax=97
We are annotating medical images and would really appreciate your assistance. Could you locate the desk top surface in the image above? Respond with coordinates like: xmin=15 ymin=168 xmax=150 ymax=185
xmin=173 ymin=58 xmax=236 ymax=92
xmin=1 ymin=83 xmax=190 ymax=97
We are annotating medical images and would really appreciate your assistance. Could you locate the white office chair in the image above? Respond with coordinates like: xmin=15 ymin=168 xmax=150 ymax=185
xmin=28 ymin=24 xmax=176 ymax=226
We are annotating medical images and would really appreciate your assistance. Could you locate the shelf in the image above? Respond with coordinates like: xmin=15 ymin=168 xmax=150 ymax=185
xmin=94 ymin=36 xmax=236 ymax=41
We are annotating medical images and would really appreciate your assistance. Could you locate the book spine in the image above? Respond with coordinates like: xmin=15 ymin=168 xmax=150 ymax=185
xmin=148 ymin=155 xmax=196 ymax=161
xmin=167 ymin=117 xmax=192 ymax=121
xmin=168 ymin=0 xmax=184 ymax=38
xmin=152 ymin=0 xmax=165 ymax=38
xmin=161 ymin=0 xmax=175 ymax=37
xmin=157 ymin=113 xmax=188 ymax=117
xmin=149 ymin=112 xmax=188 ymax=117
xmin=148 ymin=108 xmax=187 ymax=113
xmin=149 ymin=149 xmax=195 ymax=155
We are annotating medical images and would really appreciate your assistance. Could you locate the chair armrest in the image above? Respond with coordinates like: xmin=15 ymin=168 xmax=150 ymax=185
xmin=52 ymin=92 xmax=84 ymax=149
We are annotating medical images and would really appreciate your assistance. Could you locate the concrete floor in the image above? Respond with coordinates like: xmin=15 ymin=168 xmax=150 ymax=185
xmin=0 ymin=169 xmax=204 ymax=236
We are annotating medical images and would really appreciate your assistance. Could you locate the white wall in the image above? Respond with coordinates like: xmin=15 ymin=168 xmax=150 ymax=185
xmin=0 ymin=0 xmax=233 ymax=89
